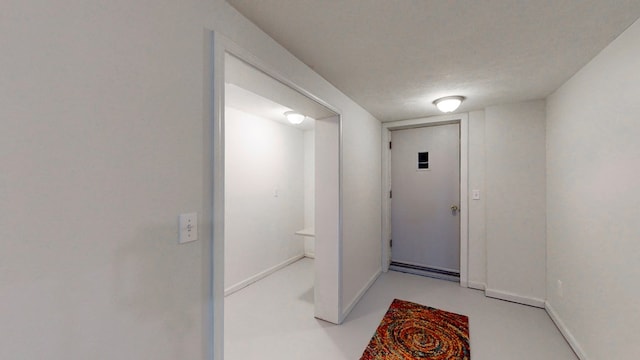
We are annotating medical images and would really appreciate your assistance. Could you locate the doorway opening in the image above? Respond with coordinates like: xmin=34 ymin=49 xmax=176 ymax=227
xmin=389 ymin=123 xmax=460 ymax=282
xmin=220 ymin=52 xmax=341 ymax=358
xmin=382 ymin=114 xmax=469 ymax=287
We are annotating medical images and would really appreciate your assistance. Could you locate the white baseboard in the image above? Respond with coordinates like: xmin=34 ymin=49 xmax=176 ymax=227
xmin=224 ymin=254 xmax=305 ymax=297
xmin=468 ymin=281 xmax=486 ymax=291
xmin=485 ymin=288 xmax=545 ymax=308
xmin=340 ymin=268 xmax=382 ymax=323
xmin=545 ymin=301 xmax=588 ymax=360
xmin=304 ymin=251 xmax=315 ymax=259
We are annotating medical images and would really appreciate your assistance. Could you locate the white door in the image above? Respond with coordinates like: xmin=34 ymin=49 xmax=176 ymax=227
xmin=390 ymin=123 xmax=460 ymax=278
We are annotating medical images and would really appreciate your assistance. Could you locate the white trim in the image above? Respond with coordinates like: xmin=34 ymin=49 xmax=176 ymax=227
xmin=382 ymin=113 xmax=470 ymax=287
xmin=304 ymin=252 xmax=315 ymax=259
xmin=467 ymin=281 xmax=486 ymax=291
xmin=220 ymin=40 xmax=342 ymax=117
xmin=459 ymin=116 xmax=469 ymax=288
xmin=208 ymin=31 xmax=226 ymax=360
xmin=338 ymin=113 xmax=344 ymax=323
xmin=340 ymin=269 xmax=382 ymax=322
xmin=545 ymin=301 xmax=588 ymax=360
xmin=313 ymin=114 xmax=342 ymax=324
xmin=381 ymin=129 xmax=392 ymax=272
xmin=224 ymin=254 xmax=305 ymax=296
xmin=485 ymin=288 xmax=545 ymax=308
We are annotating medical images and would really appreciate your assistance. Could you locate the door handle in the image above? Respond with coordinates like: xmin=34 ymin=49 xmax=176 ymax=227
xmin=451 ymin=205 xmax=459 ymax=212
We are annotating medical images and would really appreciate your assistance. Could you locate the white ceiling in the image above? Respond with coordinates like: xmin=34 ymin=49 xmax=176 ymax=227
xmin=225 ymin=53 xmax=337 ymax=131
xmin=227 ymin=0 xmax=640 ymax=122
xmin=226 ymin=83 xmax=316 ymax=131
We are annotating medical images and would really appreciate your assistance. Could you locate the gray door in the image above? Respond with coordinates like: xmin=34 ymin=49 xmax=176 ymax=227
xmin=390 ymin=123 xmax=460 ymax=276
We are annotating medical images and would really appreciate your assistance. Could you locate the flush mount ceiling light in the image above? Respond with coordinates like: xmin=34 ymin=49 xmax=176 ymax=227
xmin=284 ymin=111 xmax=305 ymax=125
xmin=433 ymin=96 xmax=465 ymax=113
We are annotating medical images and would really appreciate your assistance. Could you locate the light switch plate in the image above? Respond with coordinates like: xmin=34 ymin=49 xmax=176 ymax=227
xmin=472 ymin=189 xmax=481 ymax=200
xmin=179 ymin=212 xmax=198 ymax=243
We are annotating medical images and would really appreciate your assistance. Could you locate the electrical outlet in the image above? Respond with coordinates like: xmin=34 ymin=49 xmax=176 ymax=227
xmin=472 ymin=189 xmax=481 ymax=200
xmin=179 ymin=212 xmax=198 ymax=244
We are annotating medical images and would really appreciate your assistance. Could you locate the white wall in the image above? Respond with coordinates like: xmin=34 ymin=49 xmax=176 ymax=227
xmin=546 ymin=18 xmax=640 ymax=359
xmin=1 ymin=1 xmax=382 ymax=359
xmin=303 ymin=130 xmax=315 ymax=257
xmin=1 ymin=1 xmax=219 ymax=359
xmin=224 ymin=107 xmax=304 ymax=292
xmin=341 ymin=113 xmax=383 ymax=319
xmin=314 ymin=116 xmax=341 ymax=323
xmin=485 ymin=101 xmax=547 ymax=306
xmin=468 ymin=110 xmax=487 ymax=289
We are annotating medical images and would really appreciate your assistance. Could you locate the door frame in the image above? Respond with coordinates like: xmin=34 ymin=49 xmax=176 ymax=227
xmin=381 ymin=113 xmax=469 ymax=288
xmin=207 ymin=31 xmax=344 ymax=359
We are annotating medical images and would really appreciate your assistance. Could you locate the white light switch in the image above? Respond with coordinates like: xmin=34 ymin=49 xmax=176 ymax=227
xmin=179 ymin=212 xmax=198 ymax=243
xmin=472 ymin=189 xmax=481 ymax=200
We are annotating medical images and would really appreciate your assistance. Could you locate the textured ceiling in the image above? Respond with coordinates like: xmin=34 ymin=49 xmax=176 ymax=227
xmin=227 ymin=0 xmax=640 ymax=122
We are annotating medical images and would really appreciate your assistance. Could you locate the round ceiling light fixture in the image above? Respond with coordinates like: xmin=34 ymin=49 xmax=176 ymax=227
xmin=433 ymin=96 xmax=465 ymax=113
xmin=284 ymin=111 xmax=305 ymax=125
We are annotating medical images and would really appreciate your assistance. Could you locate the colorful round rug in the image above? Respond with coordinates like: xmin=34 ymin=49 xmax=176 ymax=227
xmin=360 ymin=299 xmax=470 ymax=360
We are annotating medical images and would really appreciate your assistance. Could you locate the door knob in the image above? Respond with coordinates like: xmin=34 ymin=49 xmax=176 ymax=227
xmin=451 ymin=205 xmax=459 ymax=211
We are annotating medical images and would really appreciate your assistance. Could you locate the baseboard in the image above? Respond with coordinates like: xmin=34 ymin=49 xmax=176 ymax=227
xmin=390 ymin=260 xmax=459 ymax=275
xmin=390 ymin=263 xmax=459 ymax=283
xmin=340 ymin=268 xmax=382 ymax=323
xmin=485 ymin=288 xmax=545 ymax=308
xmin=304 ymin=251 xmax=315 ymax=259
xmin=224 ymin=254 xmax=305 ymax=297
xmin=545 ymin=301 xmax=588 ymax=360
xmin=468 ymin=281 xmax=486 ymax=291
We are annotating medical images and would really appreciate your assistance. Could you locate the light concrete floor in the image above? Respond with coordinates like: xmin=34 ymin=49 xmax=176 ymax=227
xmin=224 ymin=258 xmax=577 ymax=360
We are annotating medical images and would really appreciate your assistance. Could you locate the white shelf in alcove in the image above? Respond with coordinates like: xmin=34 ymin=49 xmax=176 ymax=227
xmin=294 ymin=227 xmax=315 ymax=237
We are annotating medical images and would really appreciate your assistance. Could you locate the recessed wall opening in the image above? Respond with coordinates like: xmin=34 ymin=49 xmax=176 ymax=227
xmin=221 ymin=53 xmax=341 ymax=358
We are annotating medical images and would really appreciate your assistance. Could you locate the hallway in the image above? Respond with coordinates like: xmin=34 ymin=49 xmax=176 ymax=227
xmin=224 ymin=258 xmax=577 ymax=360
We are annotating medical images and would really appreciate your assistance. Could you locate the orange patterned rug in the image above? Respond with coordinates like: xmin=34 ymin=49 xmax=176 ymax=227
xmin=360 ymin=299 xmax=470 ymax=359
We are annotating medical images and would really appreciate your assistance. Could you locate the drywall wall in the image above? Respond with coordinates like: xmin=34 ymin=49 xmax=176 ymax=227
xmin=341 ymin=112 xmax=383 ymax=319
xmin=224 ymin=107 xmax=304 ymax=293
xmin=1 ymin=1 xmax=221 ymax=358
xmin=314 ymin=116 xmax=341 ymax=323
xmin=1 ymin=0 xmax=382 ymax=359
xmin=546 ymin=18 xmax=640 ymax=359
xmin=468 ymin=110 xmax=487 ymax=289
xmin=485 ymin=101 xmax=546 ymax=306
xmin=303 ymin=130 xmax=315 ymax=257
